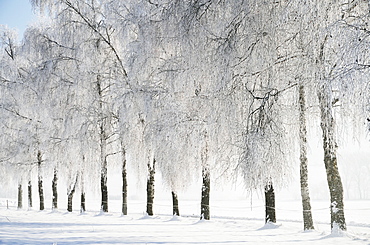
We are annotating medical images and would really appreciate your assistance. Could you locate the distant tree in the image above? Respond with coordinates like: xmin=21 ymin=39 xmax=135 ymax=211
xmin=298 ymin=84 xmax=314 ymax=230
xmin=0 ymin=26 xmax=53 ymax=213
xmin=17 ymin=183 xmax=22 ymax=209
xmin=67 ymin=174 xmax=78 ymax=212
xmin=200 ymin=132 xmax=210 ymax=220
xmin=28 ymin=181 xmax=32 ymax=208
xmin=120 ymin=143 xmax=127 ymax=215
xmin=37 ymin=151 xmax=44 ymax=210
xmin=80 ymin=168 xmax=86 ymax=213
xmin=52 ymin=168 xmax=58 ymax=210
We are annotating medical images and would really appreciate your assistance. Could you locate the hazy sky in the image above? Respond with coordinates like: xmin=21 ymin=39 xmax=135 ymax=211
xmin=0 ymin=0 xmax=36 ymax=38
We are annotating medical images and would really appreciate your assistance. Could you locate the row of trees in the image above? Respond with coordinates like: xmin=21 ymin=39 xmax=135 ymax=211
xmin=1 ymin=0 xmax=369 ymax=232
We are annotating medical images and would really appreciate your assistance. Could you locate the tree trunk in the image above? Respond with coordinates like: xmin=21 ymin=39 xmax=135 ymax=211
xmin=67 ymin=175 xmax=78 ymax=212
xmin=201 ymin=165 xmax=210 ymax=220
xmin=80 ymin=192 xmax=86 ymax=213
xmin=37 ymin=151 xmax=44 ymax=211
xmin=172 ymin=191 xmax=180 ymax=216
xmin=318 ymin=85 xmax=346 ymax=231
xmin=17 ymin=184 xmax=22 ymax=209
xmin=122 ymin=148 xmax=128 ymax=215
xmin=200 ymin=134 xmax=210 ymax=221
xmin=265 ymin=182 xmax=276 ymax=223
xmin=99 ymin=116 xmax=108 ymax=213
xmin=146 ymin=158 xmax=155 ymax=216
xmin=67 ymin=193 xmax=73 ymax=212
xmin=99 ymin=118 xmax=108 ymax=213
xmin=100 ymin=160 xmax=108 ymax=212
xmin=80 ymin=173 xmax=86 ymax=213
xmin=97 ymin=76 xmax=108 ymax=213
xmin=52 ymin=168 xmax=58 ymax=210
xmin=28 ymin=180 xmax=32 ymax=208
xmin=299 ymin=84 xmax=315 ymax=230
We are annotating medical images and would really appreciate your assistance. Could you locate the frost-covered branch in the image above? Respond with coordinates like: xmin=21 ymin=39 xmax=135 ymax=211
xmin=62 ymin=0 xmax=128 ymax=78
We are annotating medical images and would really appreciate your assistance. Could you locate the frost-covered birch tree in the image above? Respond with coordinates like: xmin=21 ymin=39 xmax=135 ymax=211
xmin=221 ymin=0 xmax=298 ymax=224
xmin=0 ymin=25 xmax=52 ymax=211
xmin=0 ymin=1 xmax=365 ymax=230
xmin=308 ymin=0 xmax=370 ymax=231
xmin=31 ymin=0 xmax=132 ymax=213
xmin=153 ymin=0 xmax=248 ymax=220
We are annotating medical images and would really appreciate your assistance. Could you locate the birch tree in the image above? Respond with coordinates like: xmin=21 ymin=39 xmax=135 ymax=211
xmin=11 ymin=1 xmax=368 ymax=228
xmin=0 ymin=25 xmax=49 ymax=211
xmin=151 ymin=0 xmax=243 ymax=220
xmin=31 ymin=0 xmax=131 ymax=213
xmin=310 ymin=0 xmax=370 ymax=231
xmin=225 ymin=1 xmax=297 ymax=223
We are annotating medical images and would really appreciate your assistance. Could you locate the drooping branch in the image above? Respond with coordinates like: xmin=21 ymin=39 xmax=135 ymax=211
xmin=63 ymin=0 xmax=128 ymax=78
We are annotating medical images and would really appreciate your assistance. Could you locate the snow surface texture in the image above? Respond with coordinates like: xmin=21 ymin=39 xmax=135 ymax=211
xmin=1 ymin=199 xmax=369 ymax=245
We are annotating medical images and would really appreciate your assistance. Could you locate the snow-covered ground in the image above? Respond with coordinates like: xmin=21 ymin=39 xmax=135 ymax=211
xmin=1 ymin=198 xmax=369 ymax=245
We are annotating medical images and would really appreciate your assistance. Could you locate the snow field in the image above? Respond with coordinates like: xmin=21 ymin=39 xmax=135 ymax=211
xmin=1 ymin=199 xmax=369 ymax=245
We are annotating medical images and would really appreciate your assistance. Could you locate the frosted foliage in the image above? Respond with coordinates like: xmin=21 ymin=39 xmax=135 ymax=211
xmin=321 ymin=15 xmax=370 ymax=143
xmin=241 ymin=111 xmax=292 ymax=189
xmin=228 ymin=1 xmax=294 ymax=188
xmin=117 ymin=1 xmax=239 ymax=188
xmin=4 ymin=3 xmax=117 ymax=191
xmin=145 ymin=1 xmax=250 ymax=188
xmin=1 ymin=0 xmax=370 ymax=197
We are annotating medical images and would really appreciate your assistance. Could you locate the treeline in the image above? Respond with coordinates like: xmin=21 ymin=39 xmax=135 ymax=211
xmin=1 ymin=0 xmax=370 ymax=232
